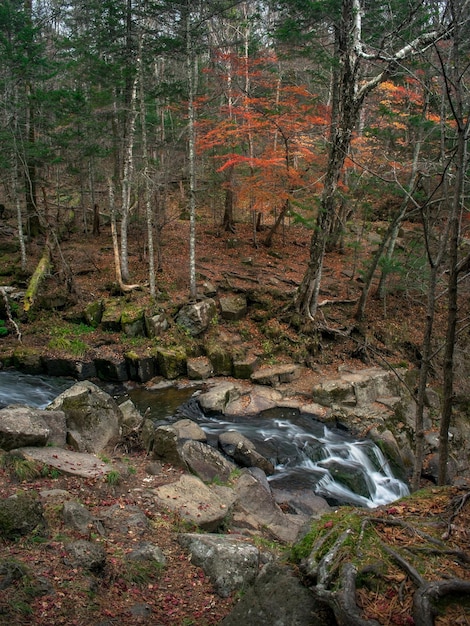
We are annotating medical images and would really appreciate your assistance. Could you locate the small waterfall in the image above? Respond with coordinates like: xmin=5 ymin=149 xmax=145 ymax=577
xmin=1 ymin=372 xmax=409 ymax=508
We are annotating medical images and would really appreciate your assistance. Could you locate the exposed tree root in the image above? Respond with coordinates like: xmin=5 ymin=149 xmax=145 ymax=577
xmin=303 ymin=511 xmax=470 ymax=626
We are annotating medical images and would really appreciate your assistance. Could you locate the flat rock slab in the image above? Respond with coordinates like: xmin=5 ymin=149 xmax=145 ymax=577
xmin=152 ymin=474 xmax=236 ymax=532
xmin=11 ymin=447 xmax=113 ymax=478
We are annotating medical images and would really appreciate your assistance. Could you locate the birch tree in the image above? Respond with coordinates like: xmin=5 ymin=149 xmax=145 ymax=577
xmin=275 ymin=0 xmax=452 ymax=322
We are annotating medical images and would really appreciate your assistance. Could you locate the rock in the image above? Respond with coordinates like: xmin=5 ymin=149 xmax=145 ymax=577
xmin=0 ymin=405 xmax=51 ymax=450
xmin=11 ymin=347 xmax=44 ymax=375
xmin=0 ymin=492 xmax=45 ymax=539
xmin=251 ymin=364 xmax=301 ymax=387
xmin=197 ymin=382 xmax=242 ymax=414
xmin=43 ymin=357 xmax=97 ymax=379
xmin=187 ymin=356 xmax=213 ymax=380
xmin=233 ymin=355 xmax=259 ymax=379
xmin=83 ymin=300 xmax=103 ymax=327
xmin=271 ymin=488 xmax=331 ymax=517
xmin=318 ymin=458 xmax=371 ymax=500
xmin=225 ymin=385 xmax=282 ymax=417
xmin=121 ymin=306 xmax=145 ymax=337
xmin=101 ymin=300 xmax=122 ymax=331
xmin=94 ymin=356 xmax=128 ymax=382
xmin=63 ymin=501 xmax=93 ymax=533
xmin=173 ymin=418 xmax=207 ymax=442
xmin=155 ymin=347 xmax=186 ymax=379
xmin=126 ymin=542 xmax=166 ymax=567
xmin=219 ymin=295 xmax=247 ymax=321
xmin=180 ymin=440 xmax=236 ymax=483
xmin=10 ymin=447 xmax=113 ymax=478
xmin=145 ymin=312 xmax=169 ymax=338
xmin=219 ymin=430 xmax=274 ymax=475
xmin=232 ymin=471 xmax=305 ymax=544
xmin=220 ymin=561 xmax=332 ymax=626
xmin=152 ymin=474 xmax=236 ymax=532
xmin=125 ymin=352 xmax=156 ymax=383
xmin=178 ymin=533 xmax=259 ymax=597
xmin=152 ymin=425 xmax=182 ymax=465
xmin=118 ymin=398 xmax=144 ymax=433
xmin=99 ymin=504 xmax=149 ymax=535
xmin=65 ymin=540 xmax=106 ymax=572
xmin=46 ymin=380 xmax=122 ymax=454
xmin=205 ymin=340 xmax=233 ymax=376
xmin=175 ymin=298 xmax=217 ymax=336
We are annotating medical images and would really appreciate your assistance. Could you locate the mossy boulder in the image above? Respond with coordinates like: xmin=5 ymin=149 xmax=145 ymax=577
xmin=101 ymin=299 xmax=122 ymax=332
xmin=205 ymin=342 xmax=233 ymax=376
xmin=83 ymin=300 xmax=104 ymax=328
xmin=11 ymin=347 xmax=44 ymax=375
xmin=0 ymin=492 xmax=45 ymax=539
xmin=155 ymin=347 xmax=187 ymax=379
xmin=121 ymin=306 xmax=145 ymax=337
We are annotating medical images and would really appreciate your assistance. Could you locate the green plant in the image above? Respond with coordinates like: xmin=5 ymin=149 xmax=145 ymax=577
xmin=106 ymin=470 xmax=121 ymax=486
xmin=0 ymin=319 xmax=8 ymax=336
xmin=0 ymin=454 xmax=41 ymax=481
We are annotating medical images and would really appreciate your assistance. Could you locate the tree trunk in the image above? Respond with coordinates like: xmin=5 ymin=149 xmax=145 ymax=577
xmin=186 ymin=6 xmax=197 ymax=300
xmin=23 ymin=245 xmax=51 ymax=314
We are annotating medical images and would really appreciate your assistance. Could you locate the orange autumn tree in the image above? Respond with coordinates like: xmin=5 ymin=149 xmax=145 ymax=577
xmin=197 ymin=50 xmax=329 ymax=246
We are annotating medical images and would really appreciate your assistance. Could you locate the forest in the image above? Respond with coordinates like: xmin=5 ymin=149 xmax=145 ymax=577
xmin=1 ymin=2 xmax=470 ymax=625
xmin=0 ymin=0 xmax=470 ymax=491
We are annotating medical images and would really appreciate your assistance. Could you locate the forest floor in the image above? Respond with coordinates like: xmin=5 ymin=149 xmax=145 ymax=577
xmin=0 ymin=209 xmax=470 ymax=625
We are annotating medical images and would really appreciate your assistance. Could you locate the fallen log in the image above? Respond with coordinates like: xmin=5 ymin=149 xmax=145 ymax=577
xmin=23 ymin=246 xmax=51 ymax=313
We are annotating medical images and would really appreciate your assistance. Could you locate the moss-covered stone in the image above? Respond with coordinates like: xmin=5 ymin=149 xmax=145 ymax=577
xmin=205 ymin=342 xmax=233 ymax=376
xmin=0 ymin=491 xmax=45 ymax=539
xmin=121 ymin=306 xmax=145 ymax=337
xmin=155 ymin=347 xmax=187 ymax=380
xmin=11 ymin=347 xmax=44 ymax=375
xmin=101 ymin=299 xmax=122 ymax=332
xmin=83 ymin=300 xmax=104 ymax=328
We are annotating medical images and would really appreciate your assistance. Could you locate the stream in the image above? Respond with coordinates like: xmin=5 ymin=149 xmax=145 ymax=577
xmin=0 ymin=371 xmax=409 ymax=508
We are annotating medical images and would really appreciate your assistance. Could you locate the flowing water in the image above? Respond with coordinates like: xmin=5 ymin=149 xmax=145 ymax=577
xmin=0 ymin=371 xmax=409 ymax=508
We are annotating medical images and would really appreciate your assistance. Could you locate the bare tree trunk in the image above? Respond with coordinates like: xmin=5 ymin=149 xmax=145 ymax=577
xmin=187 ymin=6 xmax=197 ymax=300
xmin=138 ymin=25 xmax=156 ymax=299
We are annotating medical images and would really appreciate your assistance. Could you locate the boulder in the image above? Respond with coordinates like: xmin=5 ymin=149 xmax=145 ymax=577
xmin=251 ymin=364 xmax=301 ymax=387
xmin=118 ymin=398 xmax=144 ymax=434
xmin=65 ymin=540 xmax=106 ymax=573
xmin=220 ymin=561 xmax=332 ymax=626
xmin=233 ymin=355 xmax=259 ymax=379
xmin=180 ymin=440 xmax=236 ymax=483
xmin=155 ymin=347 xmax=186 ymax=379
xmin=232 ymin=471 xmax=306 ymax=544
xmin=145 ymin=312 xmax=169 ymax=338
xmin=125 ymin=352 xmax=156 ymax=383
xmin=63 ymin=501 xmax=93 ymax=533
xmin=187 ymin=356 xmax=213 ymax=380
xmin=152 ymin=424 xmax=182 ymax=466
xmin=151 ymin=474 xmax=236 ymax=532
xmin=82 ymin=300 xmax=103 ymax=327
xmin=178 ymin=533 xmax=259 ymax=597
xmin=219 ymin=295 xmax=247 ymax=321
xmin=100 ymin=300 xmax=122 ymax=331
xmin=0 ymin=492 xmax=45 ymax=539
xmin=219 ymin=430 xmax=274 ymax=475
xmin=225 ymin=385 xmax=283 ymax=417
xmin=175 ymin=298 xmax=217 ymax=336
xmin=121 ymin=307 xmax=145 ymax=337
xmin=94 ymin=356 xmax=128 ymax=381
xmin=173 ymin=418 xmax=207 ymax=442
xmin=46 ymin=380 xmax=122 ymax=454
xmin=125 ymin=542 xmax=166 ymax=567
xmin=0 ymin=406 xmax=56 ymax=450
xmin=197 ymin=382 xmax=242 ymax=414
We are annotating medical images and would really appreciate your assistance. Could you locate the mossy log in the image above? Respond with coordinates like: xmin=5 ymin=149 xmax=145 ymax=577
xmin=23 ymin=246 xmax=51 ymax=313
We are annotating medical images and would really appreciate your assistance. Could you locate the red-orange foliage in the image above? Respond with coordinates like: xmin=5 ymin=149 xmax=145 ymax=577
xmin=197 ymin=51 xmax=329 ymax=217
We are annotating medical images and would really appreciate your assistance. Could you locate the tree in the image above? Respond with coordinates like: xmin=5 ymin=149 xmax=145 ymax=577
xmin=275 ymin=0 xmax=451 ymax=321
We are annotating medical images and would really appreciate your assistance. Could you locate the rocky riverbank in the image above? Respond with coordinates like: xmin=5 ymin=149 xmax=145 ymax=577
xmin=1 ymin=365 xmax=470 ymax=625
